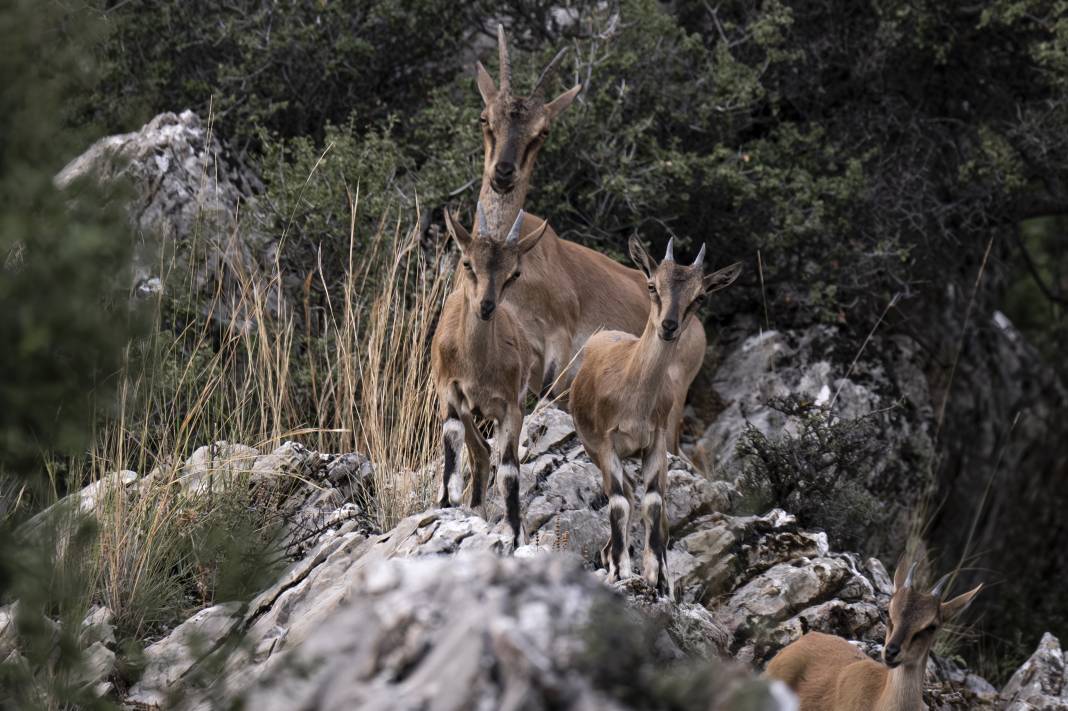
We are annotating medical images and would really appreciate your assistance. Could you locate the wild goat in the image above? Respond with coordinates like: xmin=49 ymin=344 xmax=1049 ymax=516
xmin=473 ymin=27 xmax=707 ymax=450
xmin=569 ymin=237 xmax=741 ymax=594
xmin=765 ymin=560 xmax=983 ymax=711
xmin=430 ymin=203 xmax=547 ymax=547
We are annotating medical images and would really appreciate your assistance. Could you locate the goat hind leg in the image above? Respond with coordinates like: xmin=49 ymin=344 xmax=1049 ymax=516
xmin=438 ymin=405 xmax=464 ymax=508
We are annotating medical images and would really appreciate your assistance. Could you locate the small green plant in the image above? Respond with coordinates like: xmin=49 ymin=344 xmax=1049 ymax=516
xmin=737 ymin=395 xmax=882 ymax=552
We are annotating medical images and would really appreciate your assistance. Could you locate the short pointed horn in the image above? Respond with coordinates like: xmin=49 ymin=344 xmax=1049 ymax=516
xmin=930 ymin=573 xmax=953 ymax=599
xmin=692 ymin=243 xmax=706 ymax=267
xmin=533 ymin=47 xmax=568 ymax=98
xmin=477 ymin=201 xmax=490 ymax=236
xmin=902 ymin=561 xmax=918 ymax=590
xmin=664 ymin=237 xmax=675 ymax=262
xmin=497 ymin=23 xmax=511 ymax=93
xmin=506 ymin=209 xmax=525 ymax=244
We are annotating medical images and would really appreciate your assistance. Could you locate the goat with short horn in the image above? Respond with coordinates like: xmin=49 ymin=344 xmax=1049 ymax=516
xmin=766 ymin=558 xmax=983 ymax=711
xmin=569 ymin=236 xmax=741 ymax=594
xmin=430 ymin=204 xmax=548 ymax=547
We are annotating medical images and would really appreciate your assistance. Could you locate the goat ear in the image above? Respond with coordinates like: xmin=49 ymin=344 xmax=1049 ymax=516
xmin=476 ymin=62 xmax=497 ymax=105
xmin=703 ymin=262 xmax=742 ymax=293
xmin=444 ymin=209 xmax=472 ymax=251
xmin=628 ymin=235 xmax=657 ymax=278
xmin=941 ymin=584 xmax=983 ymax=621
xmin=518 ymin=218 xmax=549 ymax=255
xmin=545 ymin=84 xmax=581 ymax=120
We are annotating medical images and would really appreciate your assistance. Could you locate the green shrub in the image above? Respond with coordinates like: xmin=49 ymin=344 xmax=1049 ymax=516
xmin=737 ymin=395 xmax=882 ymax=552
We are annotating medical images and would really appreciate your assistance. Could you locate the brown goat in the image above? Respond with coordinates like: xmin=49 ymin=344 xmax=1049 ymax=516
xmin=430 ymin=204 xmax=547 ymax=547
xmin=569 ymin=236 xmax=741 ymax=594
xmin=765 ymin=559 xmax=983 ymax=711
xmin=472 ymin=27 xmax=707 ymax=450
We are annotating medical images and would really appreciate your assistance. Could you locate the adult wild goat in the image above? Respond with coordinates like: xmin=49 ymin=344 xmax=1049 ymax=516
xmin=472 ymin=26 xmax=708 ymax=451
xmin=430 ymin=203 xmax=547 ymax=548
xmin=765 ymin=560 xmax=983 ymax=711
xmin=569 ymin=237 xmax=741 ymax=595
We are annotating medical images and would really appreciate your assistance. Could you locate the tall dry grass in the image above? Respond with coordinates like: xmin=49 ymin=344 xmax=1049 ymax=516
xmin=28 ymin=185 xmax=452 ymax=643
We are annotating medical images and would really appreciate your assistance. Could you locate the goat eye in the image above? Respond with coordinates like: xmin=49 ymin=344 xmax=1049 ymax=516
xmin=512 ymin=271 xmax=521 ymax=280
xmin=647 ymin=281 xmax=656 ymax=292
xmin=479 ymin=115 xmax=488 ymax=125
xmin=462 ymin=260 xmax=473 ymax=271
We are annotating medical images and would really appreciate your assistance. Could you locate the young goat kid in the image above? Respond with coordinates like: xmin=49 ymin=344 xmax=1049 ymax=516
xmin=765 ymin=560 xmax=983 ymax=711
xmin=431 ymin=204 xmax=547 ymax=547
xmin=569 ymin=237 xmax=741 ymax=595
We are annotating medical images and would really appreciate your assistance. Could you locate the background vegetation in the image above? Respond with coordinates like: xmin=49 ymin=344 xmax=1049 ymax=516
xmin=4 ymin=0 xmax=1068 ymax=703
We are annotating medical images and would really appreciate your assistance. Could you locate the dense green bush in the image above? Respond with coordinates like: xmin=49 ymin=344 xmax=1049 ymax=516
xmin=737 ymin=396 xmax=882 ymax=552
xmin=90 ymin=0 xmax=1068 ymax=344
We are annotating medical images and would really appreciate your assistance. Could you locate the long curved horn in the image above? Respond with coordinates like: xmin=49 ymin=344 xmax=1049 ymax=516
xmin=930 ymin=573 xmax=953 ymax=599
xmin=477 ymin=201 xmax=490 ymax=236
xmin=692 ymin=243 xmax=706 ymax=268
xmin=533 ymin=47 xmax=568 ymax=98
xmin=902 ymin=561 xmax=918 ymax=590
xmin=663 ymin=237 xmax=675 ymax=262
xmin=505 ymin=209 xmax=525 ymax=244
xmin=497 ymin=24 xmax=511 ymax=93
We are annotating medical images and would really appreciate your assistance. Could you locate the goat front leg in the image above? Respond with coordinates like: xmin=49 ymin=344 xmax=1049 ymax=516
xmin=641 ymin=428 xmax=672 ymax=598
xmin=496 ymin=404 xmax=525 ymax=549
xmin=437 ymin=404 xmax=463 ymax=508
xmin=594 ymin=444 xmax=633 ymax=581
xmin=461 ymin=411 xmax=491 ymax=514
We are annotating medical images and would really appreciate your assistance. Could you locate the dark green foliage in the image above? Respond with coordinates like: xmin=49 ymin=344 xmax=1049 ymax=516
xmin=737 ymin=396 xmax=881 ymax=552
xmin=90 ymin=0 xmax=1065 ymax=341
xmin=0 ymin=0 xmax=133 ymax=489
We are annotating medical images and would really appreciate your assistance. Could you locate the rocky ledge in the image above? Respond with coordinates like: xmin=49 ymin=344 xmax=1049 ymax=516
xmin=17 ymin=405 xmax=1053 ymax=709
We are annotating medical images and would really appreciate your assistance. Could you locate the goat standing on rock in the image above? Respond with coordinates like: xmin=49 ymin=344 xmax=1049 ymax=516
xmin=431 ymin=204 xmax=547 ymax=548
xmin=569 ymin=237 xmax=741 ymax=595
xmin=765 ymin=559 xmax=983 ymax=711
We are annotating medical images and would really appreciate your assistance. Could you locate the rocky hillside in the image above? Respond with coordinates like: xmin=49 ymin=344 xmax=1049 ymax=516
xmin=11 ymin=405 xmax=1064 ymax=709
xmin=10 ymin=110 xmax=1062 ymax=709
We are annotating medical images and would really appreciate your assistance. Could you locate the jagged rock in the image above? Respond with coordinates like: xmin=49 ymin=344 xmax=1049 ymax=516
xmin=178 ymin=441 xmax=260 ymax=495
xmin=75 ymin=641 xmax=116 ymax=697
xmin=1000 ymin=632 xmax=1068 ymax=710
xmin=691 ymin=327 xmax=934 ymax=555
xmin=54 ymin=110 xmax=281 ymax=328
xmin=17 ymin=469 xmax=139 ymax=540
xmin=80 ymin=605 xmax=116 ymax=648
xmin=127 ymin=602 xmax=245 ymax=708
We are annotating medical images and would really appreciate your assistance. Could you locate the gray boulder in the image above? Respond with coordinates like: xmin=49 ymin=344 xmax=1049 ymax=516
xmin=55 ymin=110 xmax=281 ymax=328
xmin=1000 ymin=632 xmax=1068 ymax=710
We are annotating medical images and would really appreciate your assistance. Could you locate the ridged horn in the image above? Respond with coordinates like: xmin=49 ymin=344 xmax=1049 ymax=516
xmin=902 ymin=561 xmax=918 ymax=590
xmin=664 ymin=237 xmax=675 ymax=262
xmin=497 ymin=24 xmax=511 ymax=93
xmin=506 ymin=209 xmax=525 ymax=244
xmin=692 ymin=243 xmax=706 ymax=267
xmin=533 ymin=47 xmax=568 ymax=98
xmin=930 ymin=573 xmax=953 ymax=599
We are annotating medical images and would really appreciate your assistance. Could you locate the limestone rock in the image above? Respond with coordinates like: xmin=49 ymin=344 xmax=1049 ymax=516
xmin=1000 ymin=633 xmax=1068 ymax=710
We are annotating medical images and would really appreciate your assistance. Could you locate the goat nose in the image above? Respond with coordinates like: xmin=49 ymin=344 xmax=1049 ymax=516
xmin=495 ymin=161 xmax=516 ymax=179
xmin=885 ymin=643 xmax=900 ymax=660
xmin=479 ymin=299 xmax=496 ymax=319
xmin=661 ymin=319 xmax=678 ymax=333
